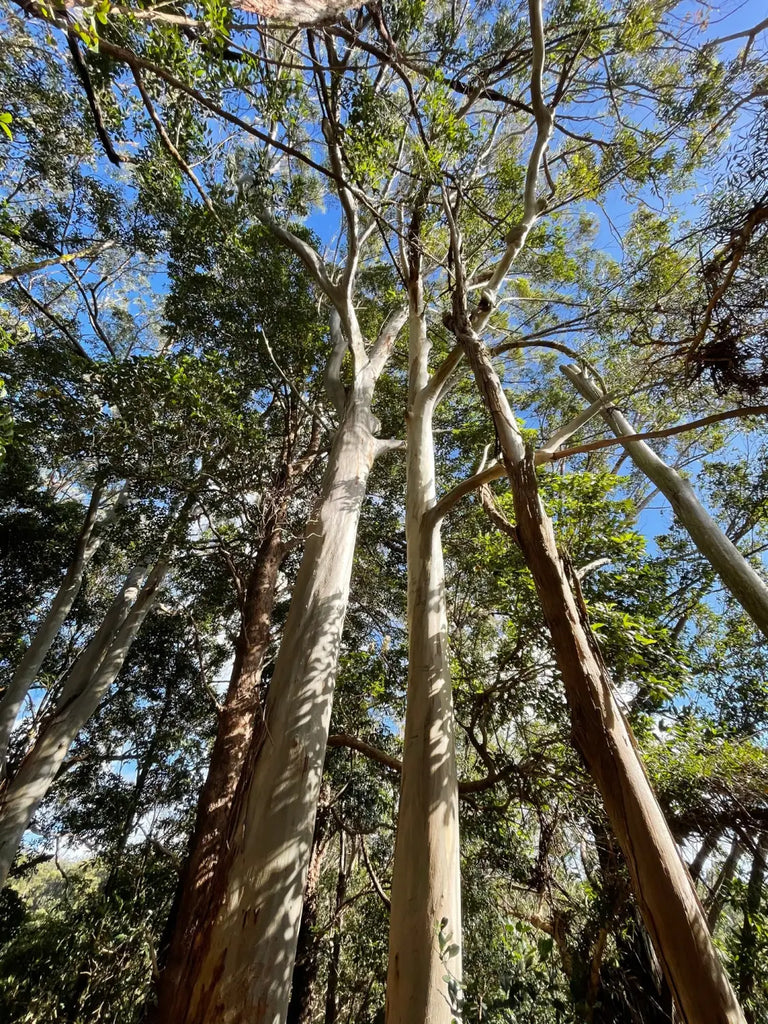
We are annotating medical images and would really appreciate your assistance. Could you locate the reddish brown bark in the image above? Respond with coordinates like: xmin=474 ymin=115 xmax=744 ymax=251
xmin=455 ymin=310 xmax=745 ymax=1024
xmin=153 ymin=521 xmax=285 ymax=1022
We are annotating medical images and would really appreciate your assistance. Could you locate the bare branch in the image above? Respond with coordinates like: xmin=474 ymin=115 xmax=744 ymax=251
xmin=368 ymin=304 xmax=408 ymax=379
xmin=549 ymin=406 xmax=768 ymax=461
xmin=470 ymin=0 xmax=554 ymax=334
xmin=360 ymin=836 xmax=391 ymax=911
xmin=537 ymin=397 xmax=612 ymax=459
xmin=256 ymin=209 xmax=337 ymax=301
xmin=66 ymin=32 xmax=131 ymax=166
xmin=0 ymin=241 xmax=114 ymax=286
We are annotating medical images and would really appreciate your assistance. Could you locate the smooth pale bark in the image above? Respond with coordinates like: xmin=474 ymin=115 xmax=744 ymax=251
xmin=454 ymin=312 xmax=745 ymax=1024
xmin=287 ymin=794 xmax=332 ymax=1024
xmin=386 ymin=272 xmax=462 ymax=1024
xmin=0 ymin=483 xmax=119 ymax=780
xmin=173 ymin=382 xmax=385 ymax=1024
xmin=154 ymin=520 xmax=285 ymax=1019
xmin=563 ymin=365 xmax=768 ymax=641
xmin=0 ymin=556 xmax=166 ymax=885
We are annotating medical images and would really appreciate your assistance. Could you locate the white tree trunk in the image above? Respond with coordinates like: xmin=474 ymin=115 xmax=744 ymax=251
xmin=563 ymin=365 xmax=768 ymax=640
xmin=0 ymin=482 xmax=125 ymax=780
xmin=0 ymin=555 xmax=165 ymax=885
xmin=179 ymin=385 xmax=384 ymax=1024
xmin=386 ymin=274 xmax=462 ymax=1024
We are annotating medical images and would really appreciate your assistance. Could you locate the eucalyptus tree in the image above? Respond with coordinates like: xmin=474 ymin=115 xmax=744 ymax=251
xmin=5 ymin=2 xmax=768 ymax=1023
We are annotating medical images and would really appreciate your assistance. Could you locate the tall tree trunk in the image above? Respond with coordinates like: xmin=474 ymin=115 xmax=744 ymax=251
xmin=690 ymin=828 xmax=721 ymax=883
xmin=0 ymin=482 xmax=121 ymax=781
xmin=166 ymin=381 xmax=384 ymax=1024
xmin=738 ymin=834 xmax=768 ymax=1021
xmin=287 ymin=793 xmax=332 ymax=1024
xmin=0 ymin=555 xmax=167 ymax=885
xmin=453 ymin=306 xmax=745 ymax=1024
xmin=386 ymin=268 xmax=462 ymax=1024
xmin=562 ymin=366 xmax=768 ymax=641
xmin=324 ymin=830 xmax=350 ymax=1024
xmin=707 ymin=836 xmax=744 ymax=932
xmin=154 ymin=519 xmax=285 ymax=1018
xmin=103 ymin=674 xmax=176 ymax=900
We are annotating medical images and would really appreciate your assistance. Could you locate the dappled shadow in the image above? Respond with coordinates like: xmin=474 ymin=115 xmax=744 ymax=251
xmin=386 ymin=517 xmax=462 ymax=1024
xmin=172 ymin=420 xmax=380 ymax=1024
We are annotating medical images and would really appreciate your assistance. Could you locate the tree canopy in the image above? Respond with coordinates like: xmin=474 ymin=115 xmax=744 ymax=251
xmin=1 ymin=1 xmax=767 ymax=1023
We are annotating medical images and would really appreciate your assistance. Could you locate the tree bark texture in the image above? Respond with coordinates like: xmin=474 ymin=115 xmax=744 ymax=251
xmin=237 ymin=0 xmax=362 ymax=22
xmin=563 ymin=366 xmax=768 ymax=641
xmin=0 ymin=483 xmax=111 ymax=781
xmin=169 ymin=387 xmax=382 ymax=1024
xmin=0 ymin=555 xmax=166 ymax=885
xmin=386 ymin=273 xmax=462 ymax=1024
xmin=153 ymin=521 xmax=285 ymax=1019
xmin=457 ymin=323 xmax=746 ymax=1024
xmin=287 ymin=795 xmax=332 ymax=1024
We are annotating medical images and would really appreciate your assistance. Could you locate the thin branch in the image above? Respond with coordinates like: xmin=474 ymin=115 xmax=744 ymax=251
xmin=0 ymin=241 xmax=114 ymax=286
xmin=368 ymin=303 xmax=408 ymax=379
xmin=538 ymin=396 xmax=611 ymax=456
xmin=326 ymin=732 xmax=516 ymax=795
xmin=469 ymin=0 xmax=554 ymax=334
xmin=326 ymin=733 xmax=401 ymax=773
xmin=549 ymin=406 xmax=768 ymax=461
xmin=360 ymin=835 xmax=391 ymax=911
xmin=66 ymin=32 xmax=130 ymax=166
xmin=130 ymin=64 xmax=217 ymax=217
xmin=256 ymin=209 xmax=337 ymax=301
xmin=479 ymin=483 xmax=520 ymax=547
xmin=706 ymin=16 xmax=768 ymax=48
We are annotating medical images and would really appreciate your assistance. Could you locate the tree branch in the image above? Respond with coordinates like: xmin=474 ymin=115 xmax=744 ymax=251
xmin=130 ymin=64 xmax=217 ymax=217
xmin=0 ymin=241 xmax=114 ymax=286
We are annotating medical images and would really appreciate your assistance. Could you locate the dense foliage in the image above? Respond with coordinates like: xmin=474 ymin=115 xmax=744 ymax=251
xmin=1 ymin=0 xmax=767 ymax=1022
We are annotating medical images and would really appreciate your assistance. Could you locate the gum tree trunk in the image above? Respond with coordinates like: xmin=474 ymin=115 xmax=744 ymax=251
xmin=563 ymin=365 xmax=768 ymax=641
xmin=0 ymin=555 xmax=166 ymax=885
xmin=0 ymin=483 xmax=118 ymax=780
xmin=324 ymin=830 xmax=350 ymax=1024
xmin=287 ymin=794 xmax=332 ymax=1024
xmin=154 ymin=519 xmax=285 ymax=1018
xmin=455 ymin=309 xmax=746 ymax=1024
xmin=169 ymin=380 xmax=385 ymax=1024
xmin=386 ymin=266 xmax=462 ymax=1024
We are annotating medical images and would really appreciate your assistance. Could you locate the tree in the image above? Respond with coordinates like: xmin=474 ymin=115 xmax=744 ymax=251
xmin=2 ymin=2 xmax=767 ymax=1024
